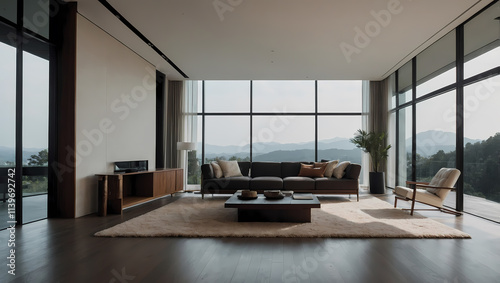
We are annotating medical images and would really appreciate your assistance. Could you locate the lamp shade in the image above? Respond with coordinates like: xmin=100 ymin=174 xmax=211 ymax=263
xmin=177 ymin=142 xmax=196 ymax=151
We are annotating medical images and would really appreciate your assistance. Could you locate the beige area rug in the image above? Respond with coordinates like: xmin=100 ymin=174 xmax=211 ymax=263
xmin=95 ymin=196 xmax=470 ymax=239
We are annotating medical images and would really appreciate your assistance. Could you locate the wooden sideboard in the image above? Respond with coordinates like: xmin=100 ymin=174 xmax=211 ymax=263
xmin=96 ymin=168 xmax=183 ymax=216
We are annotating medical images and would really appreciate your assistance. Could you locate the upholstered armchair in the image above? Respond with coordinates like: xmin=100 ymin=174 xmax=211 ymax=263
xmin=394 ymin=168 xmax=461 ymax=216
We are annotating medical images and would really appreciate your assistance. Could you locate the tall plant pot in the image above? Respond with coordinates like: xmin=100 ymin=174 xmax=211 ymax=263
xmin=369 ymin=172 xmax=385 ymax=194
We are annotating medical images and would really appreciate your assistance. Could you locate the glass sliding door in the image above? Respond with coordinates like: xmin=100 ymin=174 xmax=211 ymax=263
xmin=22 ymin=47 xmax=49 ymax=223
xmin=0 ymin=39 xmax=17 ymax=229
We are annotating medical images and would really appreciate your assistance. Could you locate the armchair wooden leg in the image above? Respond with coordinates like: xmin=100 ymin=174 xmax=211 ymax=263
xmin=410 ymin=199 xmax=416 ymax=216
xmin=202 ymin=193 xmax=204 ymax=199
xmin=394 ymin=197 xmax=397 ymax=208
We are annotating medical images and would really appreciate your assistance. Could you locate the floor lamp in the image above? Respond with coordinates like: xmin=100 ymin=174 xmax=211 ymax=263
xmin=177 ymin=142 xmax=196 ymax=191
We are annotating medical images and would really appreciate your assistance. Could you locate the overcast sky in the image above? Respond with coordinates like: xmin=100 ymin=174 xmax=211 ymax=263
xmin=0 ymin=41 xmax=49 ymax=150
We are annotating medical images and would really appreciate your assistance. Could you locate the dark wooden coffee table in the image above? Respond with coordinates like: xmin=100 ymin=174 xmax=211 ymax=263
xmin=224 ymin=191 xmax=321 ymax=223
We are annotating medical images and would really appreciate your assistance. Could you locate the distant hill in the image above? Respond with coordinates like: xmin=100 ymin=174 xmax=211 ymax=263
xmin=253 ymin=148 xmax=362 ymax=163
xmin=407 ymin=130 xmax=481 ymax=157
xmin=201 ymin=130 xmax=484 ymax=161
xmin=0 ymin=146 xmax=46 ymax=165
xmin=201 ymin=137 xmax=356 ymax=156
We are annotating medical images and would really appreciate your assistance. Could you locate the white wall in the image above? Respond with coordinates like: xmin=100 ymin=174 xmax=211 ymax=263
xmin=75 ymin=15 xmax=156 ymax=217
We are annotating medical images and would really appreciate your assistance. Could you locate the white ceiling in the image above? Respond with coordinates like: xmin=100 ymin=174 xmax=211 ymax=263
xmin=74 ymin=0 xmax=493 ymax=80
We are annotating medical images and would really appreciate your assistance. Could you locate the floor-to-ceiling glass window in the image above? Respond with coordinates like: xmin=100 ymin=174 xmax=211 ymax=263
xmin=415 ymin=91 xmax=456 ymax=181
xmin=461 ymin=1 xmax=500 ymax=221
xmin=197 ymin=80 xmax=364 ymax=183
xmin=22 ymin=45 xmax=50 ymax=223
xmin=0 ymin=30 xmax=17 ymax=230
xmin=0 ymin=0 xmax=53 ymax=227
xmin=463 ymin=77 xmax=500 ymax=221
xmin=203 ymin=81 xmax=251 ymax=163
xmin=388 ymin=1 xmax=500 ymax=221
xmin=253 ymin=80 xmax=316 ymax=161
xmin=397 ymin=106 xmax=412 ymax=186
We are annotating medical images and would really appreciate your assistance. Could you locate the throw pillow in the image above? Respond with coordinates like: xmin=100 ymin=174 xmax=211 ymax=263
xmin=321 ymin=160 xmax=340 ymax=178
xmin=298 ymin=163 xmax=327 ymax=178
xmin=211 ymin=161 xmax=223 ymax=178
xmin=332 ymin=161 xmax=350 ymax=179
xmin=218 ymin=160 xmax=243 ymax=177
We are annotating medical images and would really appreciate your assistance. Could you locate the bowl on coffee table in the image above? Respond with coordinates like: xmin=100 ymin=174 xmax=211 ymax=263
xmin=237 ymin=190 xmax=258 ymax=200
xmin=264 ymin=190 xmax=284 ymax=200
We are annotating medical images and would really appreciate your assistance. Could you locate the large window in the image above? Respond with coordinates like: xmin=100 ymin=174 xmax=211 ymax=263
xmin=464 ymin=1 xmax=500 ymax=79
xmin=204 ymin=80 xmax=250 ymax=113
xmin=22 ymin=49 xmax=50 ymax=223
xmin=463 ymin=76 xmax=500 ymax=220
xmin=318 ymin=81 xmax=362 ymax=112
xmin=0 ymin=1 xmax=53 ymax=228
xmin=204 ymin=116 xmax=251 ymax=163
xmin=195 ymin=80 xmax=364 ymax=184
xmin=415 ymin=91 xmax=456 ymax=181
xmin=389 ymin=0 xmax=500 ymax=222
xmin=253 ymin=116 xmax=315 ymax=162
xmin=253 ymin=81 xmax=315 ymax=113
xmin=416 ymin=31 xmax=456 ymax=97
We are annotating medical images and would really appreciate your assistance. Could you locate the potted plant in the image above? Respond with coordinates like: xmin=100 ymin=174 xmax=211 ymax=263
xmin=350 ymin=129 xmax=391 ymax=194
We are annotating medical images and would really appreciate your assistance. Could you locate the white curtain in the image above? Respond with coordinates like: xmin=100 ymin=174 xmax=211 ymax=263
xmin=179 ymin=81 xmax=199 ymax=188
xmin=181 ymin=80 xmax=199 ymax=144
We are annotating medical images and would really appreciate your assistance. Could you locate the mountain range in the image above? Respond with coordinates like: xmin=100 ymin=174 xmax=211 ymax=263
xmin=0 ymin=146 xmax=45 ymax=165
xmin=203 ymin=130 xmax=484 ymax=160
xmin=0 ymin=130 xmax=484 ymax=165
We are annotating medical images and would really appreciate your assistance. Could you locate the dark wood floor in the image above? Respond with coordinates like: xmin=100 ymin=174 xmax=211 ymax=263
xmin=1 ymin=190 xmax=500 ymax=283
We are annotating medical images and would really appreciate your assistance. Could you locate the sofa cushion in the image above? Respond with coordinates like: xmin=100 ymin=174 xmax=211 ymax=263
xmin=344 ymin=163 xmax=361 ymax=180
xmin=211 ymin=161 xmax=223 ymax=178
xmin=283 ymin=176 xmax=315 ymax=190
xmin=203 ymin=176 xmax=251 ymax=192
xmin=218 ymin=160 xmax=243 ymax=177
xmin=315 ymin=177 xmax=359 ymax=191
xmin=298 ymin=163 xmax=327 ymax=177
xmin=394 ymin=186 xmax=443 ymax=207
xmin=332 ymin=161 xmax=351 ymax=179
xmin=251 ymin=162 xmax=281 ymax=177
xmin=322 ymin=160 xmax=340 ymax=178
xmin=250 ymin=176 xmax=283 ymax=190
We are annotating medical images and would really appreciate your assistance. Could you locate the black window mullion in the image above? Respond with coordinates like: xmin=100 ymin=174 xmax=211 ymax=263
xmin=314 ymin=81 xmax=318 ymax=162
xmin=15 ymin=0 xmax=24 ymax=225
xmin=250 ymin=80 xmax=253 ymax=162
xmin=411 ymin=57 xmax=417 ymax=182
xmin=201 ymin=81 xmax=205 ymax=164
xmin=395 ymin=71 xmax=400 ymax=186
xmin=456 ymin=24 xmax=465 ymax=212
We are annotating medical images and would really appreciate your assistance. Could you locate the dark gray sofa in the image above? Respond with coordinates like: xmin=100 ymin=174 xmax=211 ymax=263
xmin=201 ymin=161 xmax=361 ymax=201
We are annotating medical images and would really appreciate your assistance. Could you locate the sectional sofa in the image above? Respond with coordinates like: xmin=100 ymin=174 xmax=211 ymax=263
xmin=201 ymin=161 xmax=361 ymax=201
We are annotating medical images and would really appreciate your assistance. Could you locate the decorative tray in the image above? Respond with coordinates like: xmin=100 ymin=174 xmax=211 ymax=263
xmin=237 ymin=195 xmax=258 ymax=200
